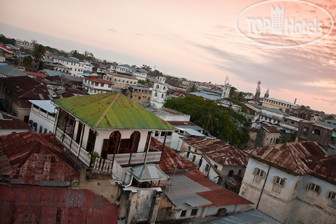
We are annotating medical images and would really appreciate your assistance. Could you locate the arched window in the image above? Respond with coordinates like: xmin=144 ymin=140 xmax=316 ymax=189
xmin=161 ymin=93 xmax=164 ymax=98
xmin=130 ymin=131 xmax=140 ymax=153
xmin=102 ymin=131 xmax=121 ymax=159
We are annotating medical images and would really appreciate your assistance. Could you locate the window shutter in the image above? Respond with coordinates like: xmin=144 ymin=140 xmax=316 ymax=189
xmin=306 ymin=183 xmax=311 ymax=191
xmin=280 ymin=178 xmax=285 ymax=186
xmin=273 ymin=176 xmax=278 ymax=184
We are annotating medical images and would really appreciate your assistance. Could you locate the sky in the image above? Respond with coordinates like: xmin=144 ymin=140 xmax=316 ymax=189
xmin=1 ymin=0 xmax=335 ymax=114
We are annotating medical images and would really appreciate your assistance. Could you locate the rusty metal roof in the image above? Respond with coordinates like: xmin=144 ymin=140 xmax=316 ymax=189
xmin=152 ymin=138 xmax=197 ymax=173
xmin=245 ymin=141 xmax=327 ymax=176
xmin=312 ymin=155 xmax=336 ymax=185
xmin=0 ymin=131 xmax=79 ymax=185
xmin=0 ymin=185 xmax=118 ymax=224
xmin=0 ymin=111 xmax=31 ymax=131
xmin=182 ymin=137 xmax=248 ymax=167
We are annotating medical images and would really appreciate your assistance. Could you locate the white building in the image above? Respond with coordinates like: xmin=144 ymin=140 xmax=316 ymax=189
xmin=221 ymin=76 xmax=231 ymax=99
xmin=150 ymin=76 xmax=168 ymax=109
xmin=240 ymin=141 xmax=336 ymax=224
xmin=28 ymin=100 xmax=56 ymax=133
xmin=116 ymin=65 xmax=133 ymax=74
xmin=259 ymin=108 xmax=287 ymax=125
xmin=53 ymin=56 xmax=85 ymax=77
xmin=82 ymin=76 xmax=113 ymax=95
xmin=132 ymin=68 xmax=148 ymax=81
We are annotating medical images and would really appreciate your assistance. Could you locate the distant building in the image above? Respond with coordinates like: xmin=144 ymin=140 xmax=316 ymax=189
xmin=53 ymin=56 xmax=85 ymax=77
xmin=262 ymin=97 xmax=296 ymax=113
xmin=132 ymin=68 xmax=148 ymax=81
xmin=254 ymin=81 xmax=261 ymax=102
xmin=264 ymin=88 xmax=269 ymax=99
xmin=125 ymin=84 xmax=152 ymax=105
xmin=240 ymin=141 xmax=336 ymax=224
xmin=15 ymin=39 xmax=34 ymax=51
xmin=221 ymin=76 xmax=231 ymax=98
xmin=297 ymin=120 xmax=336 ymax=155
xmin=104 ymin=72 xmax=138 ymax=90
xmin=115 ymin=65 xmax=133 ymax=74
xmin=280 ymin=115 xmax=303 ymax=132
xmin=82 ymin=76 xmax=113 ymax=95
xmin=248 ymin=123 xmax=281 ymax=148
xmin=150 ymin=76 xmax=168 ymax=109
xmin=259 ymin=108 xmax=287 ymax=125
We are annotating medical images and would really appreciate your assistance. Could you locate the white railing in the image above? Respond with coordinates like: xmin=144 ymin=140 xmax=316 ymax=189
xmin=93 ymin=157 xmax=128 ymax=183
xmin=107 ymin=151 xmax=162 ymax=165
xmin=55 ymin=128 xmax=91 ymax=167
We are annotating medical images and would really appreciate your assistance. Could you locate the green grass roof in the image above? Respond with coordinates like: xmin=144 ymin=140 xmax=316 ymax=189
xmin=53 ymin=93 xmax=175 ymax=130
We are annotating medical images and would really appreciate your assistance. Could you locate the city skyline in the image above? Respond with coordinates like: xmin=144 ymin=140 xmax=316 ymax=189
xmin=1 ymin=0 xmax=335 ymax=113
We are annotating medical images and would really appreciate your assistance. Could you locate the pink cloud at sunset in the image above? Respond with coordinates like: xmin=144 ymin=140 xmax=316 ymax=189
xmin=0 ymin=0 xmax=335 ymax=113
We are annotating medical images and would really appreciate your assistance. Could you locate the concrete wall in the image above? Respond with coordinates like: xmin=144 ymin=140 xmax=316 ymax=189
xmin=29 ymin=106 xmax=56 ymax=133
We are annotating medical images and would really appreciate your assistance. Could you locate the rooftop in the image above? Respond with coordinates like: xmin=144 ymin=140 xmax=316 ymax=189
xmin=54 ymin=56 xmax=80 ymax=63
xmin=29 ymin=100 xmax=56 ymax=114
xmin=183 ymin=137 xmax=248 ymax=167
xmin=0 ymin=65 xmax=26 ymax=77
xmin=0 ymin=111 xmax=31 ymax=131
xmin=86 ymin=76 xmax=111 ymax=84
xmin=264 ymin=97 xmax=296 ymax=106
xmin=131 ymin=164 xmax=169 ymax=182
xmin=27 ymin=71 xmax=47 ymax=78
xmin=53 ymin=93 xmax=175 ymax=130
xmin=152 ymin=138 xmax=197 ymax=173
xmin=0 ymin=76 xmax=55 ymax=100
xmin=166 ymin=170 xmax=251 ymax=207
xmin=0 ymin=131 xmax=79 ymax=185
xmin=312 ymin=155 xmax=336 ymax=185
xmin=0 ymin=185 xmax=118 ymax=224
xmin=245 ymin=141 xmax=327 ymax=176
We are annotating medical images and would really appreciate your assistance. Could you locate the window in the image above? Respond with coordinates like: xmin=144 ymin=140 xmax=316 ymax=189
xmin=100 ymin=83 xmax=104 ymax=87
xmin=272 ymin=176 xmax=285 ymax=193
xmin=154 ymin=131 xmax=159 ymax=137
xmin=180 ymin=210 xmax=187 ymax=217
xmin=328 ymin=191 xmax=336 ymax=208
xmin=314 ymin=129 xmax=321 ymax=135
xmin=192 ymin=155 xmax=196 ymax=162
xmin=306 ymin=183 xmax=321 ymax=194
xmin=228 ymin=170 xmax=234 ymax=176
xmin=253 ymin=168 xmax=265 ymax=183
xmin=205 ymin=164 xmax=210 ymax=172
xmin=191 ymin=209 xmax=198 ymax=216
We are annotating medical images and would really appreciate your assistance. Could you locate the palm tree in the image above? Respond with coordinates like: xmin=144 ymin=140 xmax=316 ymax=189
xmin=32 ymin=43 xmax=46 ymax=70
xmin=22 ymin=55 xmax=33 ymax=70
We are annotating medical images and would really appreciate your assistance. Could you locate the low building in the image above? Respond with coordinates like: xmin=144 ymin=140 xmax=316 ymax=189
xmin=240 ymin=141 xmax=336 ymax=224
xmin=181 ymin=137 xmax=248 ymax=192
xmin=259 ymin=108 xmax=287 ymax=125
xmin=248 ymin=123 xmax=281 ymax=148
xmin=104 ymin=72 xmax=138 ymax=90
xmin=280 ymin=115 xmax=303 ymax=132
xmin=0 ymin=111 xmax=31 ymax=135
xmin=82 ymin=76 xmax=113 ymax=95
xmin=132 ymin=68 xmax=148 ymax=81
xmin=0 ymin=76 xmax=55 ymax=122
xmin=53 ymin=56 xmax=85 ymax=77
xmin=297 ymin=120 xmax=336 ymax=155
xmin=262 ymin=97 xmax=297 ymax=113
xmin=125 ymin=84 xmax=152 ymax=105
xmin=28 ymin=100 xmax=56 ymax=133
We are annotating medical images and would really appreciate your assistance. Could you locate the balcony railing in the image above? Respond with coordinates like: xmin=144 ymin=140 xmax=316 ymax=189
xmin=107 ymin=151 xmax=162 ymax=166
xmin=55 ymin=128 xmax=91 ymax=167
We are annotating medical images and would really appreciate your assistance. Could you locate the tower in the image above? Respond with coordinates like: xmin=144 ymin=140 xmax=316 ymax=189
xmin=254 ymin=81 xmax=261 ymax=102
xmin=221 ymin=76 xmax=231 ymax=99
xmin=264 ymin=88 xmax=269 ymax=99
xmin=150 ymin=76 xmax=168 ymax=109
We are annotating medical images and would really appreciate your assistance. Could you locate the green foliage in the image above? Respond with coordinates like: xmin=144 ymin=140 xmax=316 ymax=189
xmin=0 ymin=34 xmax=15 ymax=45
xmin=164 ymin=96 xmax=249 ymax=147
xmin=225 ymin=98 xmax=248 ymax=113
xmin=22 ymin=55 xmax=33 ymax=68
xmin=70 ymin=50 xmax=95 ymax=61
xmin=141 ymin=65 xmax=152 ymax=72
xmin=148 ymin=69 xmax=163 ymax=77
xmin=278 ymin=131 xmax=297 ymax=143
xmin=189 ymin=84 xmax=198 ymax=92
xmin=32 ymin=43 xmax=46 ymax=62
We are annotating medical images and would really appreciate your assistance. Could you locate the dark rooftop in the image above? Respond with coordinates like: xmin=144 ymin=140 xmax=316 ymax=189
xmin=0 ymin=111 xmax=31 ymax=131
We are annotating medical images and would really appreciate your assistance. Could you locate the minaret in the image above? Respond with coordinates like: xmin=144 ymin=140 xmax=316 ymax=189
xmin=254 ymin=81 xmax=261 ymax=101
xmin=221 ymin=76 xmax=231 ymax=98
xmin=264 ymin=88 xmax=269 ymax=99
xmin=150 ymin=76 xmax=168 ymax=109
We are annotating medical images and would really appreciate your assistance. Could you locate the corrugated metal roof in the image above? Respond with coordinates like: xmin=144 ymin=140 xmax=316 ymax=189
xmin=0 ymin=111 xmax=31 ymax=131
xmin=245 ymin=141 xmax=327 ymax=176
xmin=131 ymin=164 xmax=169 ymax=182
xmin=312 ymin=155 xmax=336 ymax=185
xmin=209 ymin=209 xmax=282 ymax=224
xmin=0 ymin=65 xmax=26 ymax=77
xmin=154 ymin=138 xmax=197 ymax=173
xmin=178 ymin=127 xmax=205 ymax=136
xmin=0 ymin=185 xmax=118 ymax=224
xmin=29 ymin=100 xmax=56 ymax=114
xmin=0 ymin=131 xmax=79 ymax=184
xmin=53 ymin=93 xmax=176 ymax=130
xmin=166 ymin=170 xmax=251 ymax=208
xmin=183 ymin=137 xmax=248 ymax=167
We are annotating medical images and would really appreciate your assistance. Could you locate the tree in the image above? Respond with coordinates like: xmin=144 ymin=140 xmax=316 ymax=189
xmin=141 ymin=65 xmax=152 ymax=72
xmin=22 ymin=56 xmax=33 ymax=69
xmin=32 ymin=43 xmax=46 ymax=63
xmin=189 ymin=84 xmax=198 ymax=92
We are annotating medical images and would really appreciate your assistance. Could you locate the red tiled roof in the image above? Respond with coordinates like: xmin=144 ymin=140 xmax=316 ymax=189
xmin=0 ymin=111 xmax=31 ymax=130
xmin=245 ymin=141 xmax=327 ymax=175
xmin=0 ymin=185 xmax=118 ymax=224
xmin=153 ymin=138 xmax=197 ymax=173
xmin=183 ymin=137 xmax=248 ymax=167
xmin=86 ymin=76 xmax=111 ymax=84
xmin=184 ymin=170 xmax=252 ymax=207
xmin=0 ymin=131 xmax=79 ymax=184
xmin=27 ymin=72 xmax=47 ymax=78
